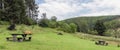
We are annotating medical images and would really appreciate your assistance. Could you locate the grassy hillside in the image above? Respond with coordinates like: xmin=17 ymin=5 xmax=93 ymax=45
xmin=0 ymin=25 xmax=120 ymax=50
xmin=64 ymin=15 xmax=120 ymax=23
xmin=63 ymin=15 xmax=120 ymax=34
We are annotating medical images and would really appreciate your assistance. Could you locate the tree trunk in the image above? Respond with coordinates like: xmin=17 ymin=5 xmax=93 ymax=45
xmin=1 ymin=0 xmax=4 ymax=10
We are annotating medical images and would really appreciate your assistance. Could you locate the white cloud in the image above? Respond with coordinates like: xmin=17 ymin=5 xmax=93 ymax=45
xmin=80 ymin=0 xmax=120 ymax=16
xmin=38 ymin=0 xmax=120 ymax=20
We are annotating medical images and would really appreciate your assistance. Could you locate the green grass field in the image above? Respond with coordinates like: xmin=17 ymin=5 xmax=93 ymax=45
xmin=0 ymin=25 xmax=120 ymax=50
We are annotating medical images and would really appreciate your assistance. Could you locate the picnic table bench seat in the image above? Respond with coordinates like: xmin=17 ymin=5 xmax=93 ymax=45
xmin=6 ymin=34 xmax=32 ymax=42
xmin=6 ymin=37 xmax=13 ymax=41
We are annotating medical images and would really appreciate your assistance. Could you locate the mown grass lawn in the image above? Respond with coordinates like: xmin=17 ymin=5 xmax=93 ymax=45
xmin=0 ymin=25 xmax=120 ymax=50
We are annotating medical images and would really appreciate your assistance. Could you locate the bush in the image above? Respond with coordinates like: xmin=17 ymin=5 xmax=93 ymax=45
xmin=24 ymin=17 xmax=36 ymax=25
xmin=7 ymin=24 xmax=16 ymax=30
xmin=63 ymin=23 xmax=71 ymax=33
xmin=38 ymin=19 xmax=49 ymax=27
xmin=104 ymin=29 xmax=115 ymax=37
xmin=57 ymin=22 xmax=77 ymax=33
xmin=69 ymin=23 xmax=77 ymax=33
xmin=48 ymin=21 xmax=57 ymax=28
xmin=57 ymin=22 xmax=70 ymax=33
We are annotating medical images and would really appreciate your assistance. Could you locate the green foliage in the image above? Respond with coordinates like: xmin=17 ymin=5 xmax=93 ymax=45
xmin=56 ymin=21 xmax=64 ymax=30
xmin=2 ymin=0 xmax=26 ymax=23
xmin=104 ymin=20 xmax=120 ymax=29
xmin=56 ymin=22 xmax=68 ymax=32
xmin=69 ymin=23 xmax=77 ymax=33
xmin=62 ymin=23 xmax=71 ymax=33
xmin=39 ymin=13 xmax=77 ymax=33
xmin=38 ymin=19 xmax=49 ymax=27
xmin=94 ymin=20 xmax=106 ymax=36
xmin=24 ymin=17 xmax=36 ymax=25
xmin=48 ymin=21 xmax=57 ymax=28
xmin=38 ymin=13 xmax=50 ymax=27
xmin=114 ymin=29 xmax=120 ymax=38
xmin=104 ymin=29 xmax=115 ymax=37
xmin=77 ymin=21 xmax=89 ymax=33
xmin=48 ymin=16 xmax=57 ymax=28
xmin=38 ymin=14 xmax=76 ymax=33
xmin=64 ymin=15 xmax=120 ymax=36
xmin=0 ymin=0 xmax=38 ymax=25
xmin=88 ymin=30 xmax=98 ymax=35
xmin=57 ymin=22 xmax=77 ymax=33
xmin=51 ymin=16 xmax=57 ymax=21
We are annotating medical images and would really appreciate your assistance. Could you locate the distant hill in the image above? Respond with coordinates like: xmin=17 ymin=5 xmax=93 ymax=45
xmin=63 ymin=15 xmax=120 ymax=34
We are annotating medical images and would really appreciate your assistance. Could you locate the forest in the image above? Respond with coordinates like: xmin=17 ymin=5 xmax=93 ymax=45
xmin=64 ymin=15 xmax=120 ymax=37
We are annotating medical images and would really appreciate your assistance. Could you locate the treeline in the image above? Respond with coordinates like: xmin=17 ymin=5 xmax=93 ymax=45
xmin=64 ymin=15 xmax=120 ymax=36
xmin=38 ymin=13 xmax=77 ymax=33
xmin=0 ymin=0 xmax=77 ymax=33
xmin=0 ymin=0 xmax=38 ymax=25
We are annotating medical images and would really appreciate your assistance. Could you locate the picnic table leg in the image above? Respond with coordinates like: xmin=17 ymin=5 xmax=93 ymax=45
xmin=23 ymin=37 xmax=25 ymax=41
xmin=13 ymin=35 xmax=17 ymax=41
xmin=22 ymin=34 xmax=27 ymax=41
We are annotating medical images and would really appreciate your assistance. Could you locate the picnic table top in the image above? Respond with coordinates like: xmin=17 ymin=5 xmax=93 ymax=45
xmin=11 ymin=34 xmax=32 ymax=35
xmin=11 ymin=34 xmax=32 ymax=37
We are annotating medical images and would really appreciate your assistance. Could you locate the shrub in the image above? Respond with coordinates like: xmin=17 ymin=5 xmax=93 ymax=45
xmin=57 ymin=22 xmax=70 ymax=33
xmin=48 ymin=21 xmax=57 ymax=28
xmin=69 ymin=23 xmax=77 ymax=33
xmin=61 ymin=23 xmax=71 ymax=32
xmin=7 ymin=24 xmax=16 ymax=30
xmin=104 ymin=29 xmax=115 ymax=37
xmin=38 ymin=19 xmax=49 ymax=27
xmin=24 ymin=17 xmax=36 ymax=25
xmin=51 ymin=16 xmax=57 ymax=22
xmin=57 ymin=22 xmax=77 ymax=33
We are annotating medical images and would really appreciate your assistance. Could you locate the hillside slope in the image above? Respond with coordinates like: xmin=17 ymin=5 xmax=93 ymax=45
xmin=63 ymin=15 xmax=120 ymax=33
xmin=0 ymin=25 xmax=120 ymax=50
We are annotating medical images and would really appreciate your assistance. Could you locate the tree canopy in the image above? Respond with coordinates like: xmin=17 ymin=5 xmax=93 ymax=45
xmin=94 ymin=20 xmax=106 ymax=36
xmin=0 ymin=0 xmax=38 ymax=25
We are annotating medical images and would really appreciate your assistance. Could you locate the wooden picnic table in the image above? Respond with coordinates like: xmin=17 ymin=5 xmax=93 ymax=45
xmin=6 ymin=34 xmax=32 ymax=42
xmin=95 ymin=40 xmax=108 ymax=46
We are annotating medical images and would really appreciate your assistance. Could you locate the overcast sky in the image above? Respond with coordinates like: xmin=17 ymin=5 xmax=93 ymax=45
xmin=36 ymin=0 xmax=120 ymax=20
